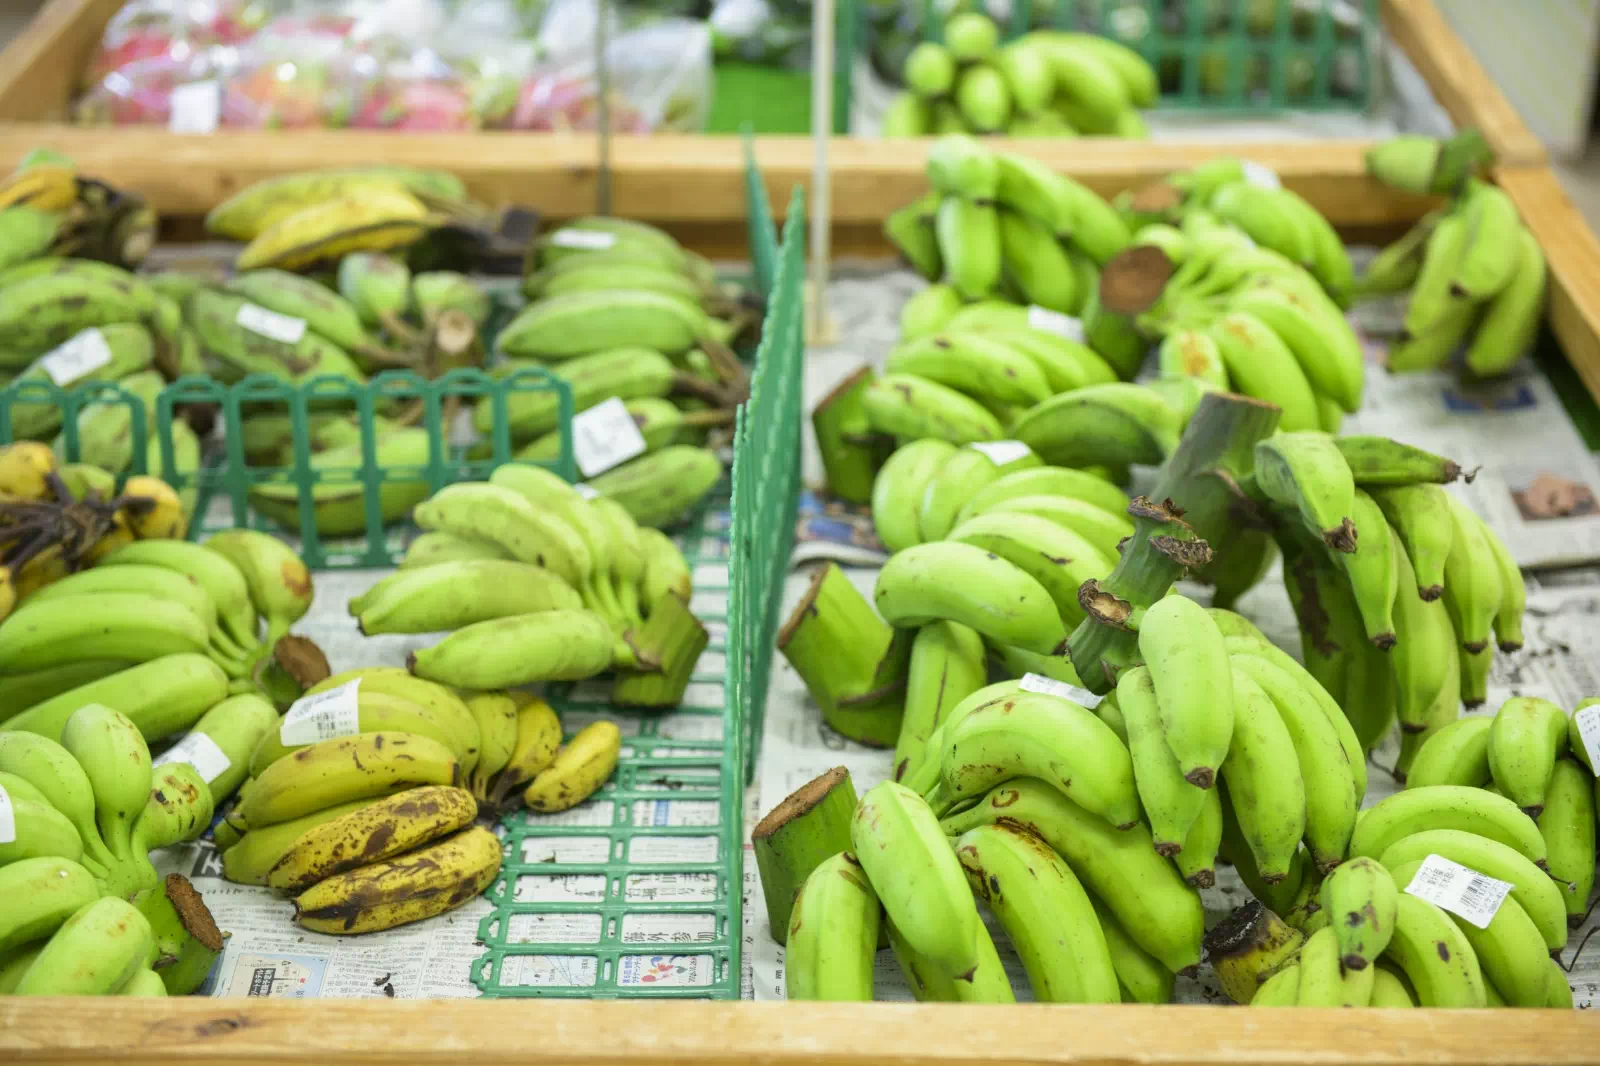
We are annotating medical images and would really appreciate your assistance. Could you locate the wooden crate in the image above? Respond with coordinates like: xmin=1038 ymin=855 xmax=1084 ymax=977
xmin=2 ymin=4 xmax=1600 ymax=1062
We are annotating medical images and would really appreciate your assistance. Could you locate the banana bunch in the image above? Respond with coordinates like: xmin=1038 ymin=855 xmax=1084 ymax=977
xmin=1 ymin=530 xmax=313 ymax=716
xmin=884 ymin=19 xmax=1155 ymax=138
xmin=1356 ymin=176 xmax=1546 ymax=379
xmin=1115 ymin=155 xmax=1355 ymax=308
xmin=385 ymin=472 xmax=706 ymax=705
xmin=1232 ymin=433 xmax=1526 ymax=771
xmin=1220 ymin=778 xmax=1575 ymax=1008
xmin=0 ymin=442 xmax=192 ymax=627
xmin=0 ymin=150 xmax=158 ymax=272
xmin=204 ymin=167 xmax=473 ymax=272
xmin=1409 ymin=695 xmax=1597 ymax=927
xmin=0 ymin=704 xmax=219 ymax=906
xmin=336 ymin=253 xmax=491 ymax=375
xmin=886 ymin=135 xmax=1130 ymax=315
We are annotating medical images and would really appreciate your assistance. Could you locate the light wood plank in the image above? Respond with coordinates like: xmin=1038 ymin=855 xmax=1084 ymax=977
xmin=0 ymin=128 xmax=1437 ymax=229
xmin=1380 ymin=0 xmax=1546 ymax=166
xmin=1498 ymin=165 xmax=1600 ymax=407
xmin=2 ymin=998 xmax=1599 ymax=1066
xmin=0 ymin=0 xmax=124 ymax=122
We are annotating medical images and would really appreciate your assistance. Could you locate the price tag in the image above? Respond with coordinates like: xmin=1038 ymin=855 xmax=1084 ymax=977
xmin=281 ymin=679 xmax=362 ymax=745
xmin=168 ymin=80 xmax=220 ymax=134
xmin=1026 ymin=306 xmax=1085 ymax=342
xmin=1018 ymin=672 xmax=1100 ymax=708
xmin=236 ymin=302 xmax=307 ymax=345
xmin=0 ymin=784 xmax=13 ymax=845
xmin=1573 ymin=703 xmax=1600 ymax=772
xmin=39 ymin=328 xmax=113 ymax=386
xmin=154 ymin=732 xmax=232 ymax=784
xmin=1241 ymin=160 xmax=1282 ymax=191
xmin=969 ymin=440 xmax=1032 ymax=465
xmin=1404 ymin=854 xmax=1512 ymax=929
xmin=574 ymin=483 xmax=601 ymax=500
xmin=572 ymin=397 xmax=648 ymax=478
xmin=551 ymin=229 xmax=616 ymax=251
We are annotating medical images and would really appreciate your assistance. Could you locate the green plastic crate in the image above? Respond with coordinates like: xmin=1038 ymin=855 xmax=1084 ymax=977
xmin=0 ymin=156 xmax=807 ymax=1001
xmin=846 ymin=0 xmax=1379 ymax=119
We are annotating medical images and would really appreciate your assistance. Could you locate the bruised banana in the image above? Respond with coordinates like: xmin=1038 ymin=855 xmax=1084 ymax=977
xmin=236 ymin=731 xmax=461 ymax=830
xmin=205 ymin=168 xmax=462 ymax=241
xmin=523 ymin=720 xmax=622 ymax=813
xmin=293 ymin=825 xmax=501 ymax=935
xmin=267 ymin=785 xmax=478 ymax=893
xmin=235 ymin=190 xmax=434 ymax=272
xmin=248 ymin=686 xmax=480 ymax=777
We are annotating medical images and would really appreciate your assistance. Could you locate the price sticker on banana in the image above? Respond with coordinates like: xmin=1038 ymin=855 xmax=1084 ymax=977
xmin=1241 ymin=160 xmax=1282 ymax=191
xmin=551 ymin=229 xmax=616 ymax=251
xmin=281 ymin=679 xmax=362 ymax=745
xmin=39 ymin=328 xmax=113 ymax=386
xmin=571 ymin=396 xmax=648 ymax=478
xmin=168 ymin=80 xmax=220 ymax=134
xmin=236 ymin=302 xmax=308 ymax=345
xmin=153 ymin=732 xmax=232 ymax=785
xmin=0 ymin=784 xmax=13 ymax=845
xmin=1019 ymin=672 xmax=1101 ymax=708
xmin=1403 ymin=854 xmax=1512 ymax=929
xmin=1573 ymin=703 xmax=1600 ymax=772
xmin=969 ymin=440 xmax=1032 ymax=465
xmin=573 ymin=483 xmax=601 ymax=500
xmin=1025 ymin=306 xmax=1085 ymax=343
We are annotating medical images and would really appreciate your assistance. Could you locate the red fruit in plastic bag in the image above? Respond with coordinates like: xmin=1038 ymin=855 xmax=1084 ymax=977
xmin=352 ymin=79 xmax=474 ymax=131
xmin=223 ymin=61 xmax=347 ymax=129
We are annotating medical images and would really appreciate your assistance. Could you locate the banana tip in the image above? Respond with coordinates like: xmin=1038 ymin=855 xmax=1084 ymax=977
xmin=405 ymin=651 xmax=420 ymax=674
xmin=1418 ymin=585 xmax=1444 ymax=601
xmin=1183 ymin=767 xmax=1215 ymax=790
xmin=1371 ymin=632 xmax=1397 ymax=651
xmin=1153 ymin=841 xmax=1181 ymax=857
xmin=1341 ymin=954 xmax=1369 ymax=972
xmin=1186 ymin=869 xmax=1216 ymax=890
xmin=1522 ymin=805 xmax=1545 ymax=821
xmin=1498 ymin=640 xmax=1523 ymax=653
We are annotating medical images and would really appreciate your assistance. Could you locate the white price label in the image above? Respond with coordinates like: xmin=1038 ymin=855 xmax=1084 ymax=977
xmin=39 ymin=328 xmax=113 ymax=386
xmin=969 ymin=440 xmax=1032 ymax=465
xmin=1241 ymin=160 xmax=1282 ymax=191
xmin=1404 ymin=854 xmax=1512 ymax=929
xmin=1574 ymin=703 xmax=1600 ymax=772
xmin=154 ymin=731 xmax=232 ymax=784
xmin=572 ymin=397 xmax=648 ymax=478
xmin=0 ymin=784 xmax=13 ymax=845
xmin=1018 ymin=672 xmax=1100 ymax=708
xmin=281 ymin=679 xmax=362 ymax=745
xmin=573 ymin=482 xmax=601 ymax=499
xmin=168 ymin=80 xmax=220 ymax=134
xmin=551 ymin=229 xmax=616 ymax=250
xmin=1026 ymin=306 xmax=1085 ymax=342
xmin=236 ymin=302 xmax=307 ymax=345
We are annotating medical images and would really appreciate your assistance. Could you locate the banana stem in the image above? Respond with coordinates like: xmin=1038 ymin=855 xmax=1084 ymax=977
xmin=751 ymin=766 xmax=859 ymax=945
xmin=697 ymin=335 xmax=751 ymax=401
xmin=612 ymin=593 xmax=709 ymax=708
xmin=812 ymin=366 xmax=893 ymax=506
xmin=777 ymin=563 xmax=909 ymax=747
xmin=134 ymin=874 xmax=224 ymax=995
xmin=670 ymin=373 xmax=734 ymax=409
xmin=1067 ymin=392 xmax=1282 ymax=692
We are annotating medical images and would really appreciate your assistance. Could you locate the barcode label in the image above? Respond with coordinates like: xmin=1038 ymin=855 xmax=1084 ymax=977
xmin=153 ymin=731 xmax=232 ymax=784
xmin=281 ymin=679 xmax=362 ymax=745
xmin=572 ymin=397 xmax=647 ymax=478
xmin=40 ymin=328 xmax=113 ymax=386
xmin=1573 ymin=703 xmax=1600 ymax=772
xmin=1404 ymin=853 xmax=1512 ymax=928
xmin=1018 ymin=672 xmax=1100 ymax=708
xmin=551 ymin=229 xmax=616 ymax=250
xmin=0 ymin=784 xmax=13 ymax=844
xmin=1026 ymin=306 xmax=1085 ymax=342
xmin=236 ymin=302 xmax=307 ymax=344
xmin=574 ymin=483 xmax=600 ymax=500
xmin=1242 ymin=160 xmax=1282 ymax=190
xmin=969 ymin=440 xmax=1031 ymax=465
xmin=168 ymin=80 xmax=220 ymax=134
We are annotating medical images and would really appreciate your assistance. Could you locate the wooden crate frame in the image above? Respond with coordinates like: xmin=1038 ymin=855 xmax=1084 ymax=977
xmin=3 ymin=2 xmax=1600 ymax=1061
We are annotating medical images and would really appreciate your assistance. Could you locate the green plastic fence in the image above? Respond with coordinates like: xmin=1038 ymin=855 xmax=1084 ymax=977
xmin=843 ymin=0 xmax=1379 ymax=120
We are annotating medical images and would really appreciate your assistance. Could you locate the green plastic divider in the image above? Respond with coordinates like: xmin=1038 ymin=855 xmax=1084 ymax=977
xmin=839 ymin=0 xmax=1378 ymax=123
xmin=468 ymin=172 xmax=806 ymax=1000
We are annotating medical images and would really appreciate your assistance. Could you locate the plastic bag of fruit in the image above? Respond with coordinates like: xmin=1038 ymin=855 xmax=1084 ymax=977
xmin=482 ymin=16 xmax=712 ymax=132
xmin=82 ymin=0 xmax=285 ymax=86
xmin=75 ymin=47 xmax=235 ymax=126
